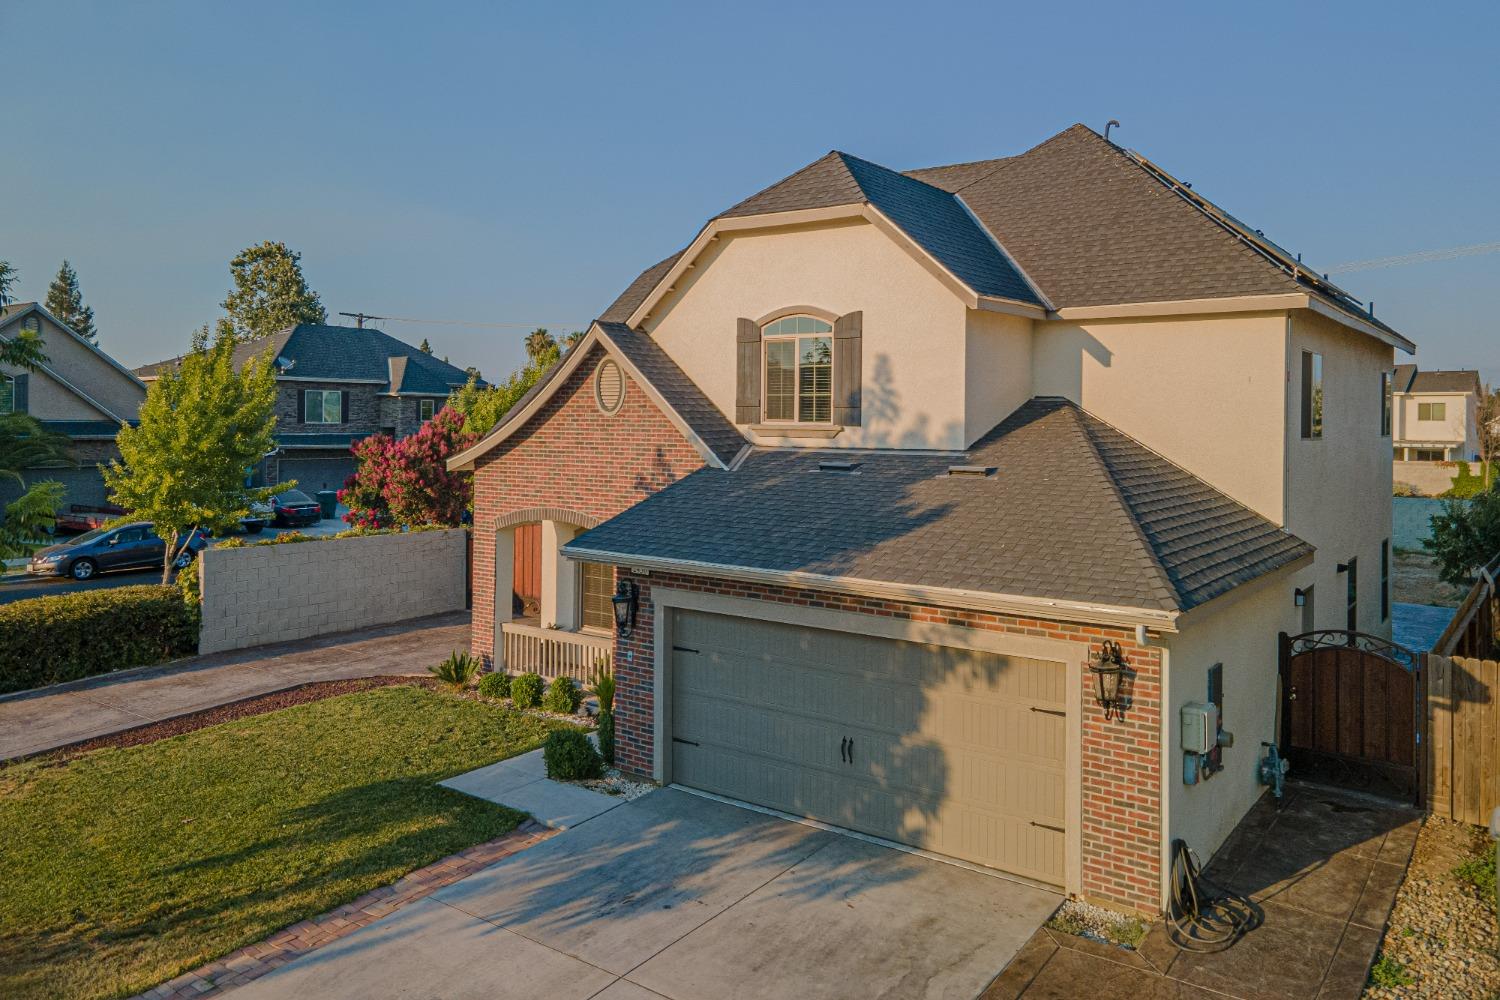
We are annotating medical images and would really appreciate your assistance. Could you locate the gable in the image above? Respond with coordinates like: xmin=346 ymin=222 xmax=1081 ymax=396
xmin=471 ymin=344 xmax=708 ymax=523
xmin=0 ymin=306 xmax=144 ymax=421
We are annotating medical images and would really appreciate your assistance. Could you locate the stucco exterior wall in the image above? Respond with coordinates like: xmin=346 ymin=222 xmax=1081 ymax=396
xmin=1032 ymin=312 xmax=1288 ymax=521
xmin=1162 ymin=574 xmax=1298 ymax=863
xmin=197 ymin=528 xmax=467 ymax=654
xmin=1284 ymin=310 xmax=1396 ymax=636
xmin=964 ymin=309 xmax=1033 ymax=446
xmin=28 ymin=313 xmax=145 ymax=419
xmin=1394 ymin=392 xmax=1478 ymax=459
xmin=644 ymin=219 xmax=970 ymax=451
xmin=1 ymin=367 xmax=108 ymax=420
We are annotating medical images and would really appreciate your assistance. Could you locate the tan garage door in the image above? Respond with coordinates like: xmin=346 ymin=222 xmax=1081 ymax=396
xmin=669 ymin=610 xmax=1068 ymax=886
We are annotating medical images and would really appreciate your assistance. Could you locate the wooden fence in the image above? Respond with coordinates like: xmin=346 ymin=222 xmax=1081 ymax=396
xmin=1426 ymin=552 xmax=1500 ymax=824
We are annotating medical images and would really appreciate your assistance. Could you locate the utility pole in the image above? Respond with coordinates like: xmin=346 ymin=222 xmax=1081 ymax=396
xmin=338 ymin=311 xmax=385 ymax=329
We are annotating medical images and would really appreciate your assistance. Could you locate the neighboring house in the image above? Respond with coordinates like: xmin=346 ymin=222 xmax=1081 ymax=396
xmin=448 ymin=123 xmax=1412 ymax=915
xmin=138 ymin=324 xmax=481 ymax=492
xmin=0 ymin=302 xmax=147 ymax=510
xmin=1391 ymin=364 xmax=1481 ymax=462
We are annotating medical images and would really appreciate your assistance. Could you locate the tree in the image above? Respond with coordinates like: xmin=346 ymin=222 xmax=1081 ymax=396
xmin=448 ymin=340 xmax=560 ymax=437
xmin=340 ymin=408 xmax=477 ymax=529
xmin=104 ymin=326 xmax=285 ymax=581
xmin=1477 ymin=382 xmax=1500 ymax=490
xmin=44 ymin=260 xmax=97 ymax=342
xmin=0 ymin=294 xmax=74 ymax=556
xmin=563 ymin=329 xmax=586 ymax=352
xmin=1426 ymin=491 xmax=1500 ymax=587
xmin=418 ymin=338 xmax=433 ymax=354
xmin=221 ymin=240 xmax=326 ymax=342
xmin=525 ymin=327 xmax=557 ymax=362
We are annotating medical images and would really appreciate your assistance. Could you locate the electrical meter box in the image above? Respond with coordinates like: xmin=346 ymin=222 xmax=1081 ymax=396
xmin=1181 ymin=702 xmax=1219 ymax=755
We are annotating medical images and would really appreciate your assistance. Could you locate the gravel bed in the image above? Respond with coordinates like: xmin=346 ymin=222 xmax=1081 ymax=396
xmin=575 ymin=768 xmax=655 ymax=800
xmin=1364 ymin=815 xmax=1499 ymax=998
xmin=1045 ymin=898 xmax=1150 ymax=950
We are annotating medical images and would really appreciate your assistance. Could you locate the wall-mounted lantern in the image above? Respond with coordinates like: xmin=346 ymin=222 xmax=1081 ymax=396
xmin=1089 ymin=640 xmax=1129 ymax=718
xmin=1294 ymin=587 xmax=1308 ymax=608
xmin=611 ymin=579 xmax=639 ymax=637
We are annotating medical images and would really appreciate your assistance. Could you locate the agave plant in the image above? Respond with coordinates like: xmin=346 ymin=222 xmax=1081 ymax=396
xmin=429 ymin=650 xmax=480 ymax=690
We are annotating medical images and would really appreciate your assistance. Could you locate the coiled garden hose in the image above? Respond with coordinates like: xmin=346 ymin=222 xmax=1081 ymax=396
xmin=1167 ymin=838 xmax=1262 ymax=952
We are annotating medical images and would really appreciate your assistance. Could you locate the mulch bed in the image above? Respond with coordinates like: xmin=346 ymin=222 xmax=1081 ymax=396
xmin=16 ymin=676 xmax=440 ymax=764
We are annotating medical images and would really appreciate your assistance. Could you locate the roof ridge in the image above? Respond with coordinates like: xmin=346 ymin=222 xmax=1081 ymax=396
xmin=835 ymin=151 xmax=950 ymax=198
xmin=715 ymin=150 xmax=856 ymax=218
xmin=1059 ymin=401 xmax=1190 ymax=609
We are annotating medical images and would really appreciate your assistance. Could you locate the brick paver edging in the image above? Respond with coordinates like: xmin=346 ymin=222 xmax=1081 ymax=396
xmin=134 ymin=820 xmax=554 ymax=1000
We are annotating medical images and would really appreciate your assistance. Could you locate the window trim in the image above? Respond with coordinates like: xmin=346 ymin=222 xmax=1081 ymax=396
xmin=1418 ymin=400 xmax=1447 ymax=422
xmin=419 ymin=398 xmax=436 ymax=422
xmin=1300 ymin=350 xmax=1323 ymax=440
xmin=761 ymin=315 xmax=834 ymax=425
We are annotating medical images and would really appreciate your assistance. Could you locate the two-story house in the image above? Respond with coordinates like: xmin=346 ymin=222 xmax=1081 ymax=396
xmin=448 ymin=124 xmax=1412 ymax=915
xmin=0 ymin=302 xmax=147 ymax=511
xmin=138 ymin=324 xmax=481 ymax=492
xmin=1391 ymin=364 xmax=1482 ymax=462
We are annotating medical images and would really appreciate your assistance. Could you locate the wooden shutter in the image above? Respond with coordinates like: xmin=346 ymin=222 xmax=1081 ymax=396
xmin=340 ymin=390 xmax=350 ymax=424
xmin=12 ymin=374 xmax=28 ymax=414
xmin=735 ymin=318 xmax=761 ymax=424
xmin=833 ymin=311 xmax=862 ymax=427
xmin=298 ymin=389 xmax=307 ymax=424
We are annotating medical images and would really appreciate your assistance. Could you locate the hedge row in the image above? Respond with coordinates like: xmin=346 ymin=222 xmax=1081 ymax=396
xmin=0 ymin=584 xmax=198 ymax=694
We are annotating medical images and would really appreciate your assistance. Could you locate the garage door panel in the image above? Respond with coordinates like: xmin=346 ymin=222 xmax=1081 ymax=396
xmin=669 ymin=610 xmax=1070 ymax=886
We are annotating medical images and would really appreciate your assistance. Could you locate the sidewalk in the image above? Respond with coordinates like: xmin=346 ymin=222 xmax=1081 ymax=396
xmin=0 ymin=610 xmax=470 ymax=760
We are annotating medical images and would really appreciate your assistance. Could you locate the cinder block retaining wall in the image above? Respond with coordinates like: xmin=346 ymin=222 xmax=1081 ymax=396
xmin=198 ymin=529 xmax=467 ymax=654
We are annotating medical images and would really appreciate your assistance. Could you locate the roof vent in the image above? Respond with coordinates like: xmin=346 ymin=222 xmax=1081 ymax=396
xmin=817 ymin=459 xmax=860 ymax=473
xmin=946 ymin=465 xmax=994 ymax=478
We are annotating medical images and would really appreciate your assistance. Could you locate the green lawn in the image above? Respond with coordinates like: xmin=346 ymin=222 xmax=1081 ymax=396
xmin=0 ymin=685 xmax=572 ymax=1000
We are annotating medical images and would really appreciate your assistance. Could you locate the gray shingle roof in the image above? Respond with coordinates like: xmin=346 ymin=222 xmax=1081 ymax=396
xmin=136 ymin=324 xmax=480 ymax=394
xmin=566 ymin=397 xmax=1311 ymax=615
xmin=595 ymin=323 xmax=745 ymax=467
xmin=1403 ymin=368 xmax=1481 ymax=394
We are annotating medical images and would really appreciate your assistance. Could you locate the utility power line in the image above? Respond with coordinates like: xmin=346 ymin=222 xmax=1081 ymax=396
xmin=337 ymin=310 xmax=586 ymax=330
xmin=1325 ymin=241 xmax=1500 ymax=274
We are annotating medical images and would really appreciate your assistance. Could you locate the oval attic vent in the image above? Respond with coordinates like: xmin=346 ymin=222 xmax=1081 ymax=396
xmin=595 ymin=359 xmax=624 ymax=414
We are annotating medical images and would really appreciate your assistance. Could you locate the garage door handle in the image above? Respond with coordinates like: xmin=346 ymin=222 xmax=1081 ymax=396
xmin=1030 ymin=707 xmax=1065 ymax=717
xmin=1030 ymin=821 xmax=1065 ymax=833
xmin=840 ymin=737 xmax=848 ymax=763
xmin=847 ymin=737 xmax=854 ymax=765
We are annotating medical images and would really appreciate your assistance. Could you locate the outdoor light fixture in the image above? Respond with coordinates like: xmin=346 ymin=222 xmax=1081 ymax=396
xmin=1089 ymin=640 xmax=1129 ymax=718
xmin=1294 ymin=587 xmax=1307 ymax=608
xmin=611 ymin=579 xmax=639 ymax=637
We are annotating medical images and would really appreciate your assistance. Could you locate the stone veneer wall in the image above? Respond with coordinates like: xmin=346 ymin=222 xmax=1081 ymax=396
xmin=198 ymin=528 xmax=467 ymax=654
xmin=614 ymin=569 xmax=1165 ymax=914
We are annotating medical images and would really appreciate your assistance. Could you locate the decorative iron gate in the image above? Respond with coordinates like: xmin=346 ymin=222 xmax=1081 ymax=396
xmin=1277 ymin=630 xmax=1424 ymax=805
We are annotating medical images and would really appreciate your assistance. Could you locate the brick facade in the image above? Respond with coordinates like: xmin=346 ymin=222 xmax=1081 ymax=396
xmin=468 ymin=343 xmax=1165 ymax=914
xmin=469 ymin=345 xmax=706 ymax=662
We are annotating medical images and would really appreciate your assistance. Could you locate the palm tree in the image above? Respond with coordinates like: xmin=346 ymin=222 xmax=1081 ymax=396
xmin=563 ymin=330 xmax=586 ymax=352
xmin=525 ymin=328 xmax=557 ymax=362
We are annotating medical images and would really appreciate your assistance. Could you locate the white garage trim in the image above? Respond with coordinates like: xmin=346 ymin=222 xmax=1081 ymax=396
xmin=647 ymin=585 xmax=1086 ymax=898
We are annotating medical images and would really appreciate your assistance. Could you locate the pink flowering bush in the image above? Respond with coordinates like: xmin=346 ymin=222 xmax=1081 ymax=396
xmin=339 ymin=407 xmax=477 ymax=529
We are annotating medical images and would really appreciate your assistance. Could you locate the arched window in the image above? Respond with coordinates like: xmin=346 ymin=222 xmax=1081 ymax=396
xmin=762 ymin=315 xmax=832 ymax=423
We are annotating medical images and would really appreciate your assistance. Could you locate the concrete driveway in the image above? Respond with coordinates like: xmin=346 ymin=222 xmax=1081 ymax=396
xmin=231 ymin=788 xmax=1061 ymax=1000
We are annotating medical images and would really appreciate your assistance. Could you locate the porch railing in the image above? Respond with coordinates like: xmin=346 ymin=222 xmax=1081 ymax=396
xmin=500 ymin=620 xmax=612 ymax=683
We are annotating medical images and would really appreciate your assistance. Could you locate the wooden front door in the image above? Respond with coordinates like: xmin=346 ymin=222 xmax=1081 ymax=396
xmin=1279 ymin=630 xmax=1424 ymax=804
xmin=512 ymin=523 xmax=542 ymax=617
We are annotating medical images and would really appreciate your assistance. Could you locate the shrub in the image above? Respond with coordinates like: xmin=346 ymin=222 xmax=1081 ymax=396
xmin=1367 ymin=952 xmax=1414 ymax=988
xmin=1426 ymin=491 xmax=1500 ymax=586
xmin=476 ymin=671 xmax=511 ymax=699
xmin=176 ymin=557 xmax=202 ymax=629
xmin=542 ymin=729 xmax=603 ymax=781
xmin=0 ymin=585 xmax=198 ymax=694
xmin=590 ymin=665 xmax=616 ymax=765
xmin=542 ymin=676 xmax=583 ymax=714
xmin=429 ymin=650 xmax=480 ymax=690
xmin=510 ymin=672 xmax=544 ymax=709
xmin=1453 ymin=851 xmax=1497 ymax=903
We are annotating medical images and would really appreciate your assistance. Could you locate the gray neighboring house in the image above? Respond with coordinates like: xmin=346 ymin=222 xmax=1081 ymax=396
xmin=137 ymin=324 xmax=483 ymax=492
xmin=0 ymin=302 xmax=147 ymax=510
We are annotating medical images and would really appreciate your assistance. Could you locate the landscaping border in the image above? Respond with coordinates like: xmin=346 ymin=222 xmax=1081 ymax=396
xmin=133 ymin=821 xmax=555 ymax=1000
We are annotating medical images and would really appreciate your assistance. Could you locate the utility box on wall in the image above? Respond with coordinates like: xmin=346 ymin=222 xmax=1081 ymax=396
xmin=1181 ymin=702 xmax=1219 ymax=756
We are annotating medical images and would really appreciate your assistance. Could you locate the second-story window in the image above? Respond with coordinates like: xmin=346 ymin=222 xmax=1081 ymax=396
xmin=420 ymin=398 xmax=436 ymax=422
xmin=1381 ymin=371 xmax=1392 ymax=437
xmin=1300 ymin=351 xmax=1323 ymax=439
xmin=763 ymin=316 xmax=832 ymax=423
xmin=1418 ymin=401 xmax=1446 ymax=421
xmin=0 ymin=374 xmax=13 ymax=413
xmin=304 ymin=389 xmax=343 ymax=424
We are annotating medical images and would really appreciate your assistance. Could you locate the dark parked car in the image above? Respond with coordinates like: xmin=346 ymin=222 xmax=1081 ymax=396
xmin=27 ymin=523 xmax=208 ymax=581
xmin=268 ymin=490 xmax=323 ymax=527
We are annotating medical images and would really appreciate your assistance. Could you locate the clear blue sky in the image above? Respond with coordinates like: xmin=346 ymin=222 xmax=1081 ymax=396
xmin=5 ymin=1 xmax=1497 ymax=382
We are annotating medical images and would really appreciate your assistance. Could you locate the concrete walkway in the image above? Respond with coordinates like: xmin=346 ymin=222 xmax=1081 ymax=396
xmin=441 ymin=747 xmax=630 ymax=830
xmin=0 ymin=610 xmax=469 ymax=760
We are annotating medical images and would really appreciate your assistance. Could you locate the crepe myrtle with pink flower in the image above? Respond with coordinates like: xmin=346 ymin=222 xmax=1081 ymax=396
xmin=340 ymin=407 xmax=477 ymax=529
